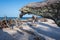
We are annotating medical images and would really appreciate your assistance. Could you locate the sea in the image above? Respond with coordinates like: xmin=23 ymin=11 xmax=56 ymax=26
xmin=0 ymin=17 xmax=29 ymax=20
xmin=0 ymin=17 xmax=42 ymax=20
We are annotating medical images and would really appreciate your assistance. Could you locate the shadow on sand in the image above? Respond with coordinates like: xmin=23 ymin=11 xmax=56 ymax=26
xmin=27 ymin=22 xmax=60 ymax=40
xmin=0 ymin=29 xmax=15 ymax=40
xmin=20 ymin=27 xmax=45 ymax=40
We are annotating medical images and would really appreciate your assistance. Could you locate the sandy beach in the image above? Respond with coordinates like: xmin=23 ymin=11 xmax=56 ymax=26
xmin=0 ymin=18 xmax=60 ymax=40
xmin=0 ymin=0 xmax=60 ymax=40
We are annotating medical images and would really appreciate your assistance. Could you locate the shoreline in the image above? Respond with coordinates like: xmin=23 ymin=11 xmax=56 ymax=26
xmin=0 ymin=18 xmax=60 ymax=40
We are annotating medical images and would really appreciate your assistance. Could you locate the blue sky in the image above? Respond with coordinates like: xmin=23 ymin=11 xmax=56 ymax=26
xmin=0 ymin=0 xmax=44 ymax=17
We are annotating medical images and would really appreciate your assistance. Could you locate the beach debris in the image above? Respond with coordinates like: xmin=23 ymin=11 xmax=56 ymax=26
xmin=1 ymin=20 xmax=8 ymax=28
xmin=32 ymin=15 xmax=38 ymax=23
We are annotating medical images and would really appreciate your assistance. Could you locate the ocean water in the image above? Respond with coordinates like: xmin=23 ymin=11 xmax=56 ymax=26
xmin=0 ymin=17 xmax=31 ymax=20
xmin=0 ymin=17 xmax=42 ymax=20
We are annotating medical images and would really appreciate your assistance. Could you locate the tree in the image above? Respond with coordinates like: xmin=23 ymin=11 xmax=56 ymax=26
xmin=19 ymin=0 xmax=60 ymax=27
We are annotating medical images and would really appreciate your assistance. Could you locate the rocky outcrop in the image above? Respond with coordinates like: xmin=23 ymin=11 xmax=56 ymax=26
xmin=19 ymin=0 xmax=60 ymax=27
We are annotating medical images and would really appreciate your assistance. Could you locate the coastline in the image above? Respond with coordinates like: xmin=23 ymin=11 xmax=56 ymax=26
xmin=0 ymin=17 xmax=60 ymax=40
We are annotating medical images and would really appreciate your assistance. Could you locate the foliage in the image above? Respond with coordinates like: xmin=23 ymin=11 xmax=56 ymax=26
xmin=19 ymin=0 xmax=60 ymax=26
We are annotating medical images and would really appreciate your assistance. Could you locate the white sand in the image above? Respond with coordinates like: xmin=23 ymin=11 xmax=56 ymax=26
xmin=0 ymin=19 xmax=60 ymax=40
